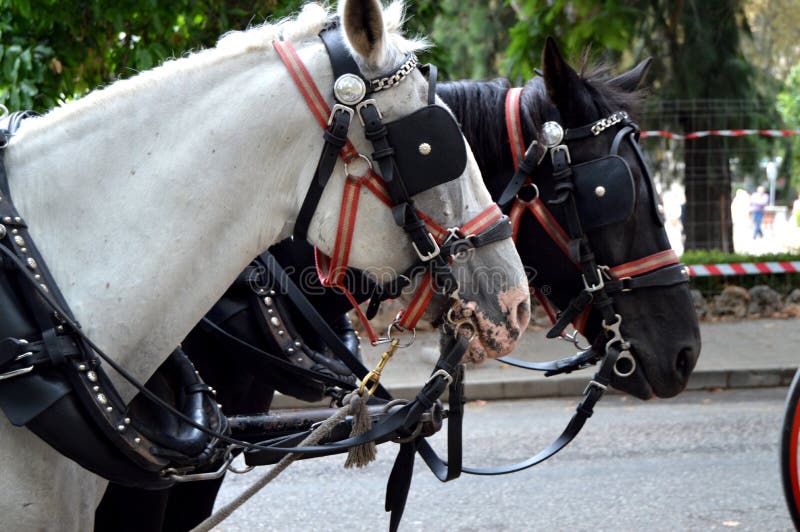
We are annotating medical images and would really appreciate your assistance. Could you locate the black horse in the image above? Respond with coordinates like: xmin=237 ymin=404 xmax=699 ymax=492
xmin=96 ymin=38 xmax=700 ymax=531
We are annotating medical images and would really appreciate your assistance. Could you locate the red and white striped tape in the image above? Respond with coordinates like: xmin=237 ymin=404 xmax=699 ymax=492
xmin=641 ymin=129 xmax=800 ymax=140
xmin=687 ymin=262 xmax=800 ymax=277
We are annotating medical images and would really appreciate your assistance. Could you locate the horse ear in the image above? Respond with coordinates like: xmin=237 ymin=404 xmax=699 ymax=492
xmin=608 ymin=57 xmax=653 ymax=92
xmin=341 ymin=0 xmax=386 ymax=67
xmin=541 ymin=36 xmax=583 ymax=111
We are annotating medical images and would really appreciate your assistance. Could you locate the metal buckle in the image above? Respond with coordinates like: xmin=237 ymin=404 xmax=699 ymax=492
xmin=442 ymin=227 xmax=465 ymax=246
xmin=327 ymin=104 xmax=354 ymax=126
xmin=583 ymin=379 xmax=607 ymax=396
xmin=412 ymin=233 xmax=441 ymax=262
xmin=426 ymin=368 xmax=453 ymax=386
xmin=356 ymin=99 xmax=382 ymax=126
xmin=0 ymin=344 xmax=34 ymax=381
xmin=619 ymin=276 xmax=633 ymax=292
xmin=550 ymin=144 xmax=571 ymax=164
xmin=0 ymin=363 xmax=34 ymax=381
xmin=581 ymin=268 xmax=606 ymax=292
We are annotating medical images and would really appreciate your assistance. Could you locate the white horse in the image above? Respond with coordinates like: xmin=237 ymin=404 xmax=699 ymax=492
xmin=0 ymin=1 xmax=529 ymax=529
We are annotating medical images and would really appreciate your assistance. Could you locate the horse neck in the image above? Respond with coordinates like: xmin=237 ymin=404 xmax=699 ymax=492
xmin=438 ymin=79 xmax=526 ymax=200
xmin=4 ymin=42 xmax=324 ymax=402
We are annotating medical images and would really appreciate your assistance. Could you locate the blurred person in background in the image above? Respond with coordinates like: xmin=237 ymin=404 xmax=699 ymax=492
xmin=750 ymin=185 xmax=769 ymax=239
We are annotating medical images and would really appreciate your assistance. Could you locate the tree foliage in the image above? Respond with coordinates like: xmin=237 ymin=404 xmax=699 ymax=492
xmin=777 ymin=63 xmax=800 ymax=195
xmin=743 ymin=0 xmax=800 ymax=91
xmin=0 ymin=0 xmax=779 ymax=253
xmin=0 ymin=0 xmax=305 ymax=110
xmin=504 ymin=0 xmax=642 ymax=81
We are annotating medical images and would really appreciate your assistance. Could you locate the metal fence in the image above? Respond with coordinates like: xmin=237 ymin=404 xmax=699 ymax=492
xmin=637 ymin=99 xmax=798 ymax=255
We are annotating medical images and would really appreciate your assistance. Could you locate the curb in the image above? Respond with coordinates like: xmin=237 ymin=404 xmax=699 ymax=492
xmin=269 ymin=366 xmax=799 ymax=409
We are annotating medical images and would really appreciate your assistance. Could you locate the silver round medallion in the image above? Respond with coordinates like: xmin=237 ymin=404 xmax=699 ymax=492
xmin=594 ymin=186 xmax=606 ymax=197
xmin=418 ymin=142 xmax=432 ymax=155
xmin=541 ymin=121 xmax=564 ymax=148
xmin=334 ymin=74 xmax=367 ymax=105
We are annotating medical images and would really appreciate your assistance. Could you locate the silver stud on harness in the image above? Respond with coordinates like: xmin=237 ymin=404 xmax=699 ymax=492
xmin=541 ymin=121 xmax=564 ymax=148
xmin=333 ymin=74 xmax=366 ymax=105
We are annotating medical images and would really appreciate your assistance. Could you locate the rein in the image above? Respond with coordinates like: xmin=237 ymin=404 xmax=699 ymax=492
xmin=432 ymin=88 xmax=693 ymax=477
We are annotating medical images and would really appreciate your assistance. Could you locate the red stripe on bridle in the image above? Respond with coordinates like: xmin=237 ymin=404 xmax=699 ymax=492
xmin=504 ymin=87 xmax=679 ymax=336
xmin=274 ymin=41 xmax=360 ymax=161
xmin=277 ymin=40 xmax=509 ymax=342
xmin=505 ymin=88 xmax=526 ymax=169
xmin=609 ymin=249 xmax=679 ymax=279
xmin=397 ymin=204 xmax=504 ymax=331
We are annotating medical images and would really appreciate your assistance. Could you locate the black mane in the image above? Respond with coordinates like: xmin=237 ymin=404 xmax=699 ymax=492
xmin=437 ymin=78 xmax=513 ymax=182
xmin=437 ymin=62 xmax=645 ymax=200
xmin=439 ymin=63 xmax=645 ymax=166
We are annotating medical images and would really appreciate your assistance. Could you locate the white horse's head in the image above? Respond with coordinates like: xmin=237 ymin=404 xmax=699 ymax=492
xmin=0 ymin=3 xmax=528 ymax=528
xmin=305 ymin=0 xmax=530 ymax=360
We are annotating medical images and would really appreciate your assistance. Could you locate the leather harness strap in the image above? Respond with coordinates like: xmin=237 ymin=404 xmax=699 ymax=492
xmin=274 ymin=35 xmax=511 ymax=342
xmin=501 ymin=87 xmax=686 ymax=339
xmin=505 ymin=87 xmax=526 ymax=169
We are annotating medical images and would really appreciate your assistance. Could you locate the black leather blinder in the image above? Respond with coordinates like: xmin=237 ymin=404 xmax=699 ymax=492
xmin=572 ymin=155 xmax=635 ymax=230
xmin=383 ymin=106 xmax=467 ymax=197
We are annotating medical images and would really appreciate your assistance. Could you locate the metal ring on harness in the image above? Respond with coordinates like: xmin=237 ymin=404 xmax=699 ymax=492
xmin=613 ymin=350 xmax=637 ymax=378
xmin=602 ymin=314 xmax=636 ymax=378
xmin=343 ymin=153 xmax=372 ymax=177
xmin=227 ymin=460 xmax=256 ymax=475
xmin=445 ymin=307 xmax=477 ymax=342
xmin=377 ymin=320 xmax=415 ymax=348
xmin=164 ymin=445 xmax=241 ymax=482
xmin=518 ymin=182 xmax=540 ymax=200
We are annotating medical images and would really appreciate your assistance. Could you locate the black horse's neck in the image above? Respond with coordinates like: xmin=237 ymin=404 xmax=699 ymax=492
xmin=438 ymin=77 xmax=553 ymax=201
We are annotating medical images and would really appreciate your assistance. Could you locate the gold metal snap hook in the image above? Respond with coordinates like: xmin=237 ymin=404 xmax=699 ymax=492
xmin=358 ymin=337 xmax=400 ymax=396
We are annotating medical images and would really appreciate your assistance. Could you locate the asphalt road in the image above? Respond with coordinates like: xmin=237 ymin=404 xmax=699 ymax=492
xmin=213 ymin=388 xmax=794 ymax=531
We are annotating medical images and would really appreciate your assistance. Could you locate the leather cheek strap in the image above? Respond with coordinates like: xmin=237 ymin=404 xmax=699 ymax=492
xmin=604 ymin=263 xmax=690 ymax=294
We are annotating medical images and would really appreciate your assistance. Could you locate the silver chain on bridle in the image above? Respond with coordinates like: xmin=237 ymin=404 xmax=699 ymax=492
xmin=370 ymin=54 xmax=419 ymax=92
xmin=590 ymin=111 xmax=629 ymax=136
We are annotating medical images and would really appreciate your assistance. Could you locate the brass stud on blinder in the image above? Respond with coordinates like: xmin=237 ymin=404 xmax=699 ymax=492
xmin=595 ymin=186 xmax=606 ymax=197
xmin=419 ymin=143 xmax=432 ymax=156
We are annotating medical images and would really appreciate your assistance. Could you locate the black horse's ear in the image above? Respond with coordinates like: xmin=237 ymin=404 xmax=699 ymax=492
xmin=608 ymin=57 xmax=653 ymax=92
xmin=542 ymin=36 xmax=583 ymax=112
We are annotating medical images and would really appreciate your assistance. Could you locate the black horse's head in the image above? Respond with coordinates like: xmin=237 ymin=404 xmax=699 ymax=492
xmin=440 ymin=38 xmax=701 ymax=399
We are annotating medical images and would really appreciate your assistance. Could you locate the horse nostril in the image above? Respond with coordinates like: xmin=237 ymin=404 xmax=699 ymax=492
xmin=516 ymin=300 xmax=531 ymax=330
xmin=675 ymin=348 xmax=694 ymax=381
